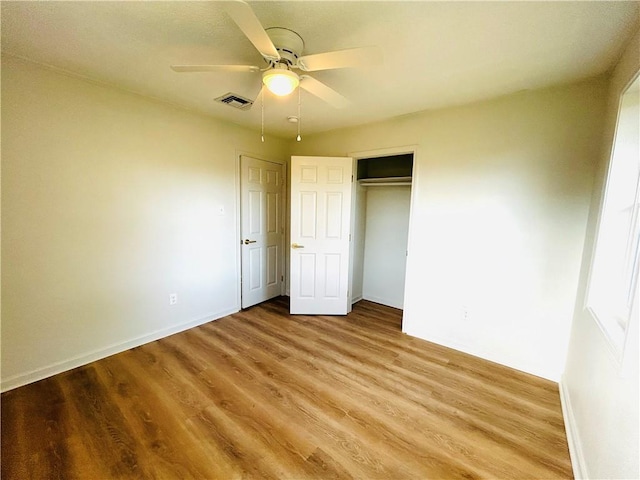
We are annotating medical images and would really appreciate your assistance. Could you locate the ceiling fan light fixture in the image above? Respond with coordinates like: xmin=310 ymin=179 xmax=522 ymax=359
xmin=262 ymin=66 xmax=299 ymax=96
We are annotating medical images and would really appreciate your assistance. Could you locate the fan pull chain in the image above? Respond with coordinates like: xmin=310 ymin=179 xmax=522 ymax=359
xmin=261 ymin=88 xmax=265 ymax=143
xmin=296 ymin=87 xmax=302 ymax=142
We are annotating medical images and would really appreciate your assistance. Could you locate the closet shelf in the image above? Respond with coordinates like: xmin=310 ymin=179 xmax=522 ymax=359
xmin=358 ymin=176 xmax=412 ymax=187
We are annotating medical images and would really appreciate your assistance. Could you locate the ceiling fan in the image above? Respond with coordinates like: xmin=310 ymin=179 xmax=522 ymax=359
xmin=171 ymin=0 xmax=381 ymax=109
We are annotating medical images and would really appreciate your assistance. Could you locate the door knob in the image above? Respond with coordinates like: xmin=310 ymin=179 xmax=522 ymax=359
xmin=291 ymin=243 xmax=305 ymax=249
xmin=243 ymin=239 xmax=257 ymax=245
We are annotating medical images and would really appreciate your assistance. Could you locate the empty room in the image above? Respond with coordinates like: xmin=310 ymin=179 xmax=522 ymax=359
xmin=1 ymin=1 xmax=639 ymax=479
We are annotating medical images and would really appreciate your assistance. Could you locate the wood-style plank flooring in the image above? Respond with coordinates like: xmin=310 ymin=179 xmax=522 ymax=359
xmin=1 ymin=297 xmax=573 ymax=479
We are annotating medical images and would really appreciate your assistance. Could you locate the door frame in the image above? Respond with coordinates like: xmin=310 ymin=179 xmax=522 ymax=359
xmin=235 ymin=151 xmax=287 ymax=309
xmin=348 ymin=145 xmax=418 ymax=327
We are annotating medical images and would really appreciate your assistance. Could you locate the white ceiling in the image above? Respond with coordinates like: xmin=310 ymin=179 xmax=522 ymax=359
xmin=2 ymin=1 xmax=639 ymax=139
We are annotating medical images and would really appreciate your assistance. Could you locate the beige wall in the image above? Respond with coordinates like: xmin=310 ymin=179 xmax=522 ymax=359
xmin=292 ymin=78 xmax=608 ymax=381
xmin=361 ymin=186 xmax=411 ymax=309
xmin=562 ymin=28 xmax=639 ymax=480
xmin=1 ymin=55 xmax=289 ymax=390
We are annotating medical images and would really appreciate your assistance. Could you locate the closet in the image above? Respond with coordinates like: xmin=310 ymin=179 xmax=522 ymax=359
xmin=352 ymin=154 xmax=413 ymax=310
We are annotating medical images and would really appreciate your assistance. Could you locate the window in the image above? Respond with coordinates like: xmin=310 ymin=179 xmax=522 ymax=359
xmin=587 ymin=73 xmax=640 ymax=360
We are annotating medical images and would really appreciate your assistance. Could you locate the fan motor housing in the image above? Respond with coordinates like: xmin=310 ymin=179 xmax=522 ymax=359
xmin=266 ymin=27 xmax=304 ymax=66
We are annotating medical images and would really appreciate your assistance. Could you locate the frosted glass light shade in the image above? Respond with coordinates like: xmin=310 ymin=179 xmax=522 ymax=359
xmin=262 ymin=68 xmax=299 ymax=96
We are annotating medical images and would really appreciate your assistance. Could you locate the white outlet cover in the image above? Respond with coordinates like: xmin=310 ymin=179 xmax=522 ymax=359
xmin=169 ymin=293 xmax=177 ymax=305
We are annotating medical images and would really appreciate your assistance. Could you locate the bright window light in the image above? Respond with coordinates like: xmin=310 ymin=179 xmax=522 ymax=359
xmin=587 ymin=73 xmax=640 ymax=359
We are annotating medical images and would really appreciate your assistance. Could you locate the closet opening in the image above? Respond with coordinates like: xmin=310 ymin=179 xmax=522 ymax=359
xmin=350 ymin=150 xmax=415 ymax=321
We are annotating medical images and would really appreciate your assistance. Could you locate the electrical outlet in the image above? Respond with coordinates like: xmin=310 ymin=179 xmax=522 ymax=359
xmin=169 ymin=293 xmax=178 ymax=306
xmin=461 ymin=305 xmax=469 ymax=321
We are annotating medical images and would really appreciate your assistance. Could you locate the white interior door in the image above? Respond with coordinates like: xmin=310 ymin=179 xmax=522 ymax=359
xmin=290 ymin=156 xmax=353 ymax=314
xmin=241 ymin=156 xmax=284 ymax=308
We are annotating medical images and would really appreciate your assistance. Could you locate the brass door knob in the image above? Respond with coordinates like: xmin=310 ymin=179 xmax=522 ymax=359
xmin=291 ymin=243 xmax=305 ymax=249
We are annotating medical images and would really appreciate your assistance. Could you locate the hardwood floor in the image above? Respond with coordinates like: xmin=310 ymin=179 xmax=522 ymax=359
xmin=1 ymin=297 xmax=573 ymax=479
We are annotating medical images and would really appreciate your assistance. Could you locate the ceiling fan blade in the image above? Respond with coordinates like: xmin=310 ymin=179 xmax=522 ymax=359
xmin=222 ymin=0 xmax=280 ymax=62
xmin=297 ymin=46 xmax=382 ymax=72
xmin=171 ymin=65 xmax=260 ymax=73
xmin=299 ymin=76 xmax=350 ymax=109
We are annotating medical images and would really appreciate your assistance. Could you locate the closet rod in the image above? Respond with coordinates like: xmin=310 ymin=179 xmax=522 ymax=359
xmin=361 ymin=182 xmax=411 ymax=187
xmin=358 ymin=176 xmax=412 ymax=187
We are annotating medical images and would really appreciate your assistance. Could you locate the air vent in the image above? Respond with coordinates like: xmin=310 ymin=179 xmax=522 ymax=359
xmin=215 ymin=93 xmax=253 ymax=110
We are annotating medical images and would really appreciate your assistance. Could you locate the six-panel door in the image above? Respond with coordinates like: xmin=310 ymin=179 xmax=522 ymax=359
xmin=290 ymin=156 xmax=353 ymax=314
xmin=241 ymin=156 xmax=283 ymax=308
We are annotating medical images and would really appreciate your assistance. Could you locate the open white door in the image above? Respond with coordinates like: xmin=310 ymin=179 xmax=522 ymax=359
xmin=240 ymin=156 xmax=284 ymax=308
xmin=290 ymin=156 xmax=353 ymax=314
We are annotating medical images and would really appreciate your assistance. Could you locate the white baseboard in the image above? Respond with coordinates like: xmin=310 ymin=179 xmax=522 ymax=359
xmin=403 ymin=326 xmax=560 ymax=381
xmin=1 ymin=307 xmax=238 ymax=393
xmin=362 ymin=294 xmax=403 ymax=309
xmin=559 ymin=377 xmax=588 ymax=479
xmin=351 ymin=294 xmax=363 ymax=304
